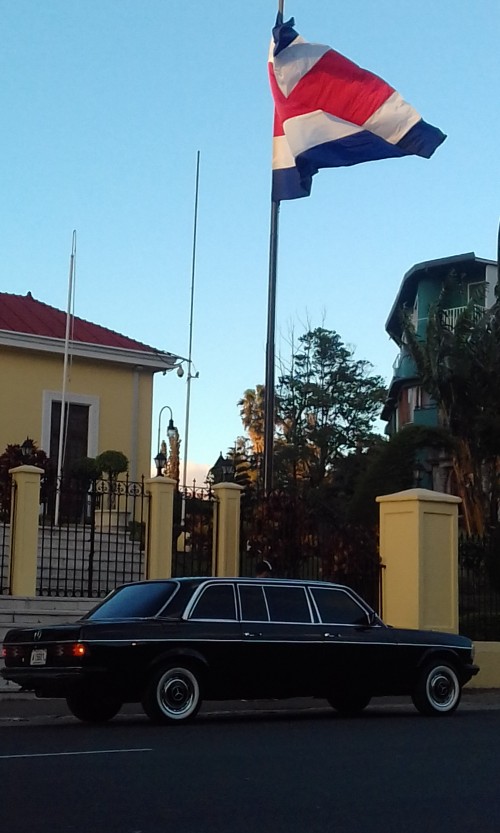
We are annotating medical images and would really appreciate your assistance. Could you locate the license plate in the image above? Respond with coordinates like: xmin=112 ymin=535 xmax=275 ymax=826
xmin=30 ymin=648 xmax=47 ymax=666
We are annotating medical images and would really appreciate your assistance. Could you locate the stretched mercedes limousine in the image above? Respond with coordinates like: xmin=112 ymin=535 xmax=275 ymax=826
xmin=1 ymin=577 xmax=478 ymax=723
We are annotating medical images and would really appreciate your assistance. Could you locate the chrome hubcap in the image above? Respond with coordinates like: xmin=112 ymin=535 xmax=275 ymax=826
xmin=427 ymin=667 xmax=458 ymax=710
xmin=158 ymin=670 xmax=196 ymax=716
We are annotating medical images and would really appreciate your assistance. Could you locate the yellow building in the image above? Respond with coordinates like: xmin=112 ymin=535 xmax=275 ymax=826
xmin=0 ymin=292 xmax=181 ymax=479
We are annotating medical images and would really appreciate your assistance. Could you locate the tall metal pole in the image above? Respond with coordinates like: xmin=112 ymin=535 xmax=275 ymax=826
xmin=263 ymin=0 xmax=284 ymax=494
xmin=54 ymin=230 xmax=76 ymax=526
xmin=181 ymin=151 xmax=200 ymax=518
xmin=263 ymin=201 xmax=280 ymax=494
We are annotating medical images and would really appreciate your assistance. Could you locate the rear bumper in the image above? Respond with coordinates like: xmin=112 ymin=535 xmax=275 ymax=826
xmin=1 ymin=666 xmax=105 ymax=696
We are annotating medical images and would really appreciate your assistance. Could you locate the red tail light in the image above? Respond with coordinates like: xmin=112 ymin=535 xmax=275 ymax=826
xmin=54 ymin=642 xmax=89 ymax=659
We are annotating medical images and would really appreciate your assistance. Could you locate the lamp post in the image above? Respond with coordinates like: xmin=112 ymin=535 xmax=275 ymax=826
xmin=154 ymin=451 xmax=167 ymax=477
xmin=20 ymin=437 xmax=35 ymax=462
xmin=156 ymin=406 xmax=177 ymax=455
xmin=209 ymin=453 xmax=235 ymax=484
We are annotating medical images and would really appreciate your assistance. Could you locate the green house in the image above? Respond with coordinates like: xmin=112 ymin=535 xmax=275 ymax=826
xmin=382 ymin=252 xmax=497 ymax=437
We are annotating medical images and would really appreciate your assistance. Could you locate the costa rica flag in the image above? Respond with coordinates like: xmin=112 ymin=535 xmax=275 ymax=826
xmin=269 ymin=14 xmax=446 ymax=202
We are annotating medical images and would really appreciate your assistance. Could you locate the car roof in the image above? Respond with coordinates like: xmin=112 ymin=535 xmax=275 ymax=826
xmin=116 ymin=577 xmax=353 ymax=591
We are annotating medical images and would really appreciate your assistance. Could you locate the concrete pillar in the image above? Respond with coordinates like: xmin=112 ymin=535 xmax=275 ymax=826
xmin=145 ymin=476 xmax=177 ymax=579
xmin=377 ymin=488 xmax=461 ymax=633
xmin=212 ymin=482 xmax=244 ymax=577
xmin=9 ymin=465 xmax=44 ymax=596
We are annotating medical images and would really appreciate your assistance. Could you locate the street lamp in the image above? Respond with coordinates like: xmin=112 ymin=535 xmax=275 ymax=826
xmin=154 ymin=451 xmax=167 ymax=477
xmin=209 ymin=453 xmax=235 ymax=484
xmin=20 ymin=437 xmax=34 ymax=461
xmin=157 ymin=405 xmax=177 ymax=454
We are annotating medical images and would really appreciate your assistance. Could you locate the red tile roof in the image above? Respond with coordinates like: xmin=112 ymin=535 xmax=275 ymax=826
xmin=0 ymin=292 xmax=165 ymax=354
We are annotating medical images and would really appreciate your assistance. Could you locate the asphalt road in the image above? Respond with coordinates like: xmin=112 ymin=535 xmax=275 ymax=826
xmin=1 ymin=694 xmax=500 ymax=833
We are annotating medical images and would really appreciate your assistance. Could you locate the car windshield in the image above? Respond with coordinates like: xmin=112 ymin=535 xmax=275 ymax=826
xmin=84 ymin=582 xmax=177 ymax=620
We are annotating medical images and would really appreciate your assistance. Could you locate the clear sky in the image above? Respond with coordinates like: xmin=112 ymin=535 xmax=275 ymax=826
xmin=2 ymin=1 xmax=499 ymax=483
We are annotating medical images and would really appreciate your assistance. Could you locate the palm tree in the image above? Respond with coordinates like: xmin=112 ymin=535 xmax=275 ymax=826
xmin=238 ymin=386 xmax=265 ymax=456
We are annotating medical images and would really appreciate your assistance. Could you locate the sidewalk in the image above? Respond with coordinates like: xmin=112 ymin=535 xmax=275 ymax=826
xmin=1 ymin=688 xmax=499 ymax=723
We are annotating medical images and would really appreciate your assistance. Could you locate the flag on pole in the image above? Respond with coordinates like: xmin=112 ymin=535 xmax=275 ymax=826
xmin=269 ymin=14 xmax=446 ymax=202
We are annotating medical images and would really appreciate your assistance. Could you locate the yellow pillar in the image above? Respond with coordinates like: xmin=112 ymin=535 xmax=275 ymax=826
xmin=145 ymin=476 xmax=176 ymax=579
xmin=377 ymin=488 xmax=461 ymax=633
xmin=9 ymin=465 xmax=44 ymax=596
xmin=212 ymin=482 xmax=244 ymax=577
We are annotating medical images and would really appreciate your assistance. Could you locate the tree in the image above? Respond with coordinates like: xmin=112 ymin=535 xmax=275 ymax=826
xmin=274 ymin=327 xmax=387 ymax=487
xmin=95 ymin=450 xmax=128 ymax=509
xmin=238 ymin=385 xmax=265 ymax=457
xmin=236 ymin=327 xmax=387 ymax=584
xmin=402 ymin=294 xmax=500 ymax=535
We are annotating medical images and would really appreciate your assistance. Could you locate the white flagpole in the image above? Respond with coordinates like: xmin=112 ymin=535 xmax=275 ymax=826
xmin=54 ymin=230 xmax=76 ymax=526
xmin=181 ymin=152 xmax=201 ymax=531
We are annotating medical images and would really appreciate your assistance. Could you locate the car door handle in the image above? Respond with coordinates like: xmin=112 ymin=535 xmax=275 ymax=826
xmin=243 ymin=631 xmax=263 ymax=638
xmin=323 ymin=632 xmax=342 ymax=638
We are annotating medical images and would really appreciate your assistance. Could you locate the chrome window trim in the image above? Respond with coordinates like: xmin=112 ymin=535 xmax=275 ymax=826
xmin=262 ymin=584 xmax=314 ymax=625
xmin=154 ymin=580 xmax=183 ymax=617
xmin=237 ymin=583 xmax=270 ymax=623
xmin=308 ymin=586 xmax=371 ymax=627
xmin=185 ymin=581 xmax=237 ymax=622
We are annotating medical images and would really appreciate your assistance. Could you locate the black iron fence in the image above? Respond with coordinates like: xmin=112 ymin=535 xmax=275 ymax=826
xmin=0 ymin=476 xmax=14 ymax=594
xmin=0 ymin=520 xmax=10 ymax=595
xmin=240 ymin=488 xmax=382 ymax=614
xmin=459 ymin=534 xmax=500 ymax=640
xmin=172 ymin=483 xmax=216 ymax=577
xmin=38 ymin=475 xmax=149 ymax=597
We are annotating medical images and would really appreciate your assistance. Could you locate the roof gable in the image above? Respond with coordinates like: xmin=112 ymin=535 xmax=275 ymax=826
xmin=0 ymin=292 xmax=160 ymax=352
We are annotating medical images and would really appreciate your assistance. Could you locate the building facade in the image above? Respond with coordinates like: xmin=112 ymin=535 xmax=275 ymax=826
xmin=0 ymin=292 xmax=181 ymax=480
xmin=382 ymin=252 xmax=497 ymax=437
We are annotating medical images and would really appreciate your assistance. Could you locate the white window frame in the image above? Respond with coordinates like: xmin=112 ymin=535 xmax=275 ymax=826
xmin=41 ymin=390 xmax=100 ymax=458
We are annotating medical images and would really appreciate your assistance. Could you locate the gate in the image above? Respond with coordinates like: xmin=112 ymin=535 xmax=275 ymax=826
xmin=459 ymin=535 xmax=500 ymax=640
xmin=172 ymin=484 xmax=216 ymax=577
xmin=240 ymin=488 xmax=382 ymax=614
xmin=38 ymin=475 xmax=149 ymax=597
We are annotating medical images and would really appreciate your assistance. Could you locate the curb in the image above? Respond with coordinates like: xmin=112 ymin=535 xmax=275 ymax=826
xmin=1 ymin=689 xmax=499 ymax=723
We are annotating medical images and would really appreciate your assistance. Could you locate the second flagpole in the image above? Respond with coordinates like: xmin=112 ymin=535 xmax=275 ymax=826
xmin=263 ymin=0 xmax=284 ymax=495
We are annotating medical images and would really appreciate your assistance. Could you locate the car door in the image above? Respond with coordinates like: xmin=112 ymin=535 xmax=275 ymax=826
xmin=238 ymin=582 xmax=318 ymax=698
xmin=179 ymin=581 xmax=243 ymax=697
xmin=308 ymin=586 xmax=398 ymax=696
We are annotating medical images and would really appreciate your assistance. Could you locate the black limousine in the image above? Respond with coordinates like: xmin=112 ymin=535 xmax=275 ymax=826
xmin=1 ymin=578 xmax=478 ymax=723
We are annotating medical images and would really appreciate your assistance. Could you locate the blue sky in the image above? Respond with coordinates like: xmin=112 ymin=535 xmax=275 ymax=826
xmin=2 ymin=1 xmax=499 ymax=482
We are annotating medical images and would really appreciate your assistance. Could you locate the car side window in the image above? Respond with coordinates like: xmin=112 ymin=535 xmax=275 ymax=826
xmin=310 ymin=588 xmax=368 ymax=625
xmin=239 ymin=585 xmax=269 ymax=621
xmin=189 ymin=584 xmax=236 ymax=621
xmin=263 ymin=586 xmax=312 ymax=623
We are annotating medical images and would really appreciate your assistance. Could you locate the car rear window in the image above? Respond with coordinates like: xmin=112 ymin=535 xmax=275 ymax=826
xmin=310 ymin=588 xmax=368 ymax=625
xmin=85 ymin=582 xmax=177 ymax=620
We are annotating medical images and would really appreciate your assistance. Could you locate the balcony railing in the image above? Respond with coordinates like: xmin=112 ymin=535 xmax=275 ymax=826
xmin=442 ymin=304 xmax=484 ymax=330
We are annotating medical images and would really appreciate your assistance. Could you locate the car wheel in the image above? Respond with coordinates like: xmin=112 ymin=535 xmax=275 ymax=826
xmin=142 ymin=664 xmax=202 ymax=724
xmin=412 ymin=661 xmax=461 ymax=716
xmin=327 ymin=690 xmax=371 ymax=716
xmin=66 ymin=689 xmax=122 ymax=723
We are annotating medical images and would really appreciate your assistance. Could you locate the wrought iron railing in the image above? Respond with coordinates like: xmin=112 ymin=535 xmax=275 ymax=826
xmin=459 ymin=535 xmax=500 ymax=640
xmin=0 ymin=477 xmax=14 ymax=594
xmin=172 ymin=483 xmax=215 ymax=577
xmin=38 ymin=475 xmax=149 ymax=597
xmin=239 ymin=488 xmax=383 ymax=613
